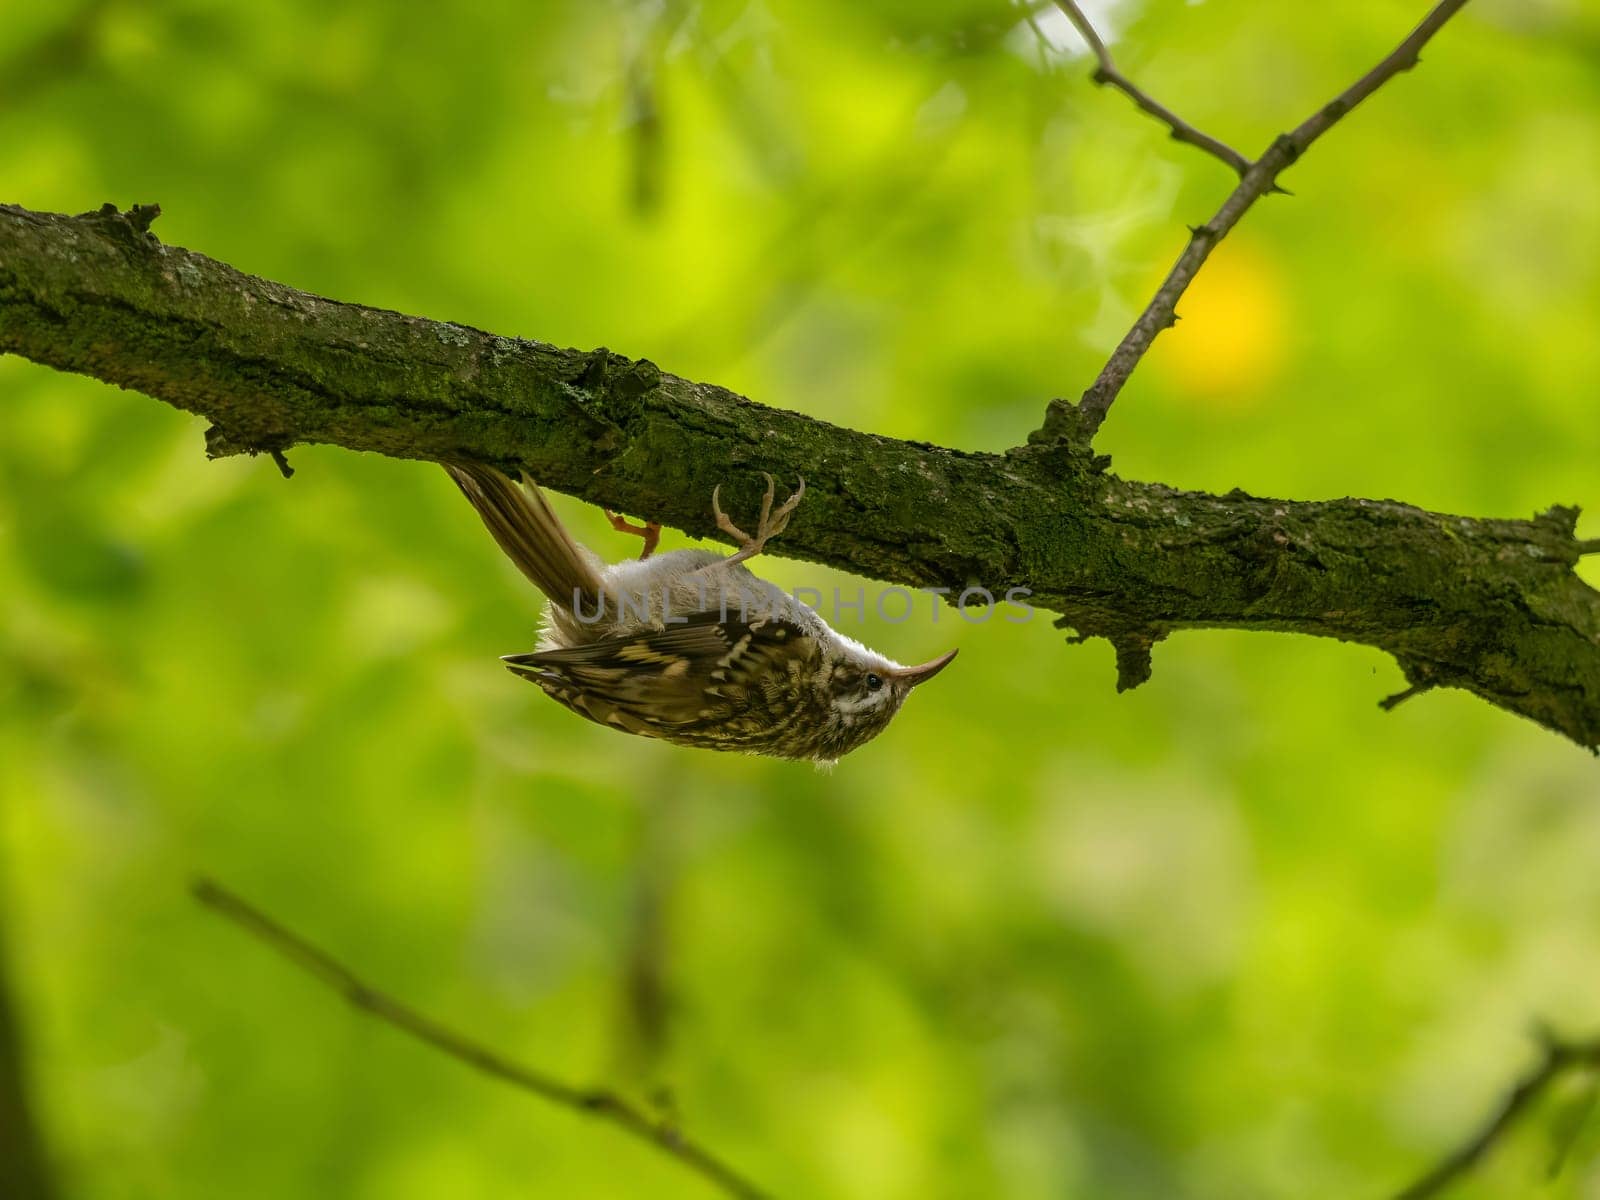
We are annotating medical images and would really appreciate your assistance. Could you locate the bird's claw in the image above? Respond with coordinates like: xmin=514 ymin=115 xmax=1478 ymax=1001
xmin=603 ymin=509 xmax=661 ymax=559
xmin=711 ymin=473 xmax=805 ymax=567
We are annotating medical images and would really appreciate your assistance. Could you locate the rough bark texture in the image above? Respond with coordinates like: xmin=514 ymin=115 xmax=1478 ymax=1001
xmin=2 ymin=203 xmax=1597 ymax=750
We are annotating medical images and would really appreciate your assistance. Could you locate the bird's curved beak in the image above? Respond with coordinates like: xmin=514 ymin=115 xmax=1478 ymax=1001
xmin=895 ymin=647 xmax=958 ymax=686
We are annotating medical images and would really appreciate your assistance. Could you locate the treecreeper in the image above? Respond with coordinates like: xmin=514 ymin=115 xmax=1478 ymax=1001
xmin=447 ymin=464 xmax=957 ymax=764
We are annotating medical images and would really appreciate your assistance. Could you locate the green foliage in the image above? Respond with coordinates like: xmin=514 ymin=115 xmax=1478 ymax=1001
xmin=2 ymin=1 xmax=1599 ymax=1197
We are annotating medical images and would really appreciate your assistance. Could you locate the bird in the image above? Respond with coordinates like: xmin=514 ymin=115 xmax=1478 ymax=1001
xmin=444 ymin=463 xmax=957 ymax=764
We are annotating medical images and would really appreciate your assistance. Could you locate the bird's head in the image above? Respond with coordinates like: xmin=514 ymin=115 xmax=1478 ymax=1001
xmin=810 ymin=637 xmax=958 ymax=763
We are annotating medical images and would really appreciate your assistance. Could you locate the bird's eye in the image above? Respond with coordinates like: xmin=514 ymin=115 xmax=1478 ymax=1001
xmin=865 ymin=672 xmax=884 ymax=691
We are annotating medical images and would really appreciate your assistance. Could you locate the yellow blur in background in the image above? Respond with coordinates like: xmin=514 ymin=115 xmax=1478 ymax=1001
xmin=1153 ymin=239 xmax=1291 ymax=407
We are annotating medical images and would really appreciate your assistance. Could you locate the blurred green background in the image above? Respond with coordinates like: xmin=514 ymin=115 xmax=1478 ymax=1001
xmin=3 ymin=1 xmax=1600 ymax=1197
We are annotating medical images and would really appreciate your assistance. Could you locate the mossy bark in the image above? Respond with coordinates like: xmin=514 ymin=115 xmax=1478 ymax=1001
xmin=3 ymin=203 xmax=1597 ymax=750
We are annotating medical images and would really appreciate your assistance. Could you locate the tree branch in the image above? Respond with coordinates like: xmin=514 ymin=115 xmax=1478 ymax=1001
xmin=1046 ymin=0 xmax=1251 ymax=176
xmin=1394 ymin=1030 xmax=1600 ymax=1199
xmin=1 ymin=201 xmax=1597 ymax=749
xmin=1034 ymin=0 xmax=1472 ymax=444
xmin=191 ymin=878 xmax=768 ymax=1200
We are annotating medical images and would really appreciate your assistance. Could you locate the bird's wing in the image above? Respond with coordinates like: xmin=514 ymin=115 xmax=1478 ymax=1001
xmin=502 ymin=612 xmax=819 ymax=739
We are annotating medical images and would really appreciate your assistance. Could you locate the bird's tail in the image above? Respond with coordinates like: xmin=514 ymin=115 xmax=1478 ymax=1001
xmin=444 ymin=463 xmax=604 ymax=611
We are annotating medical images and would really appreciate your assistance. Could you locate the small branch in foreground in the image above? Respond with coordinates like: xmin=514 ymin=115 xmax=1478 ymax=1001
xmin=1393 ymin=1030 xmax=1600 ymax=1200
xmin=191 ymin=878 xmax=769 ymax=1200
xmin=1033 ymin=0 xmax=1472 ymax=443
xmin=1047 ymin=0 xmax=1250 ymax=175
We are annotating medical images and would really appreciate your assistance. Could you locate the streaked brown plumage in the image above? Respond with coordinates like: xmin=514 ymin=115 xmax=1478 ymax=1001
xmin=446 ymin=464 xmax=956 ymax=764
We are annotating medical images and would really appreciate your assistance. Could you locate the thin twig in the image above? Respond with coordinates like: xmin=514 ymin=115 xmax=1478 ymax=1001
xmin=1393 ymin=1032 xmax=1600 ymax=1199
xmin=1049 ymin=1 xmax=1250 ymax=175
xmin=1034 ymin=0 xmax=1473 ymax=443
xmin=1378 ymin=681 xmax=1433 ymax=711
xmin=191 ymin=877 xmax=770 ymax=1200
xmin=1576 ymin=539 xmax=1600 ymax=556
